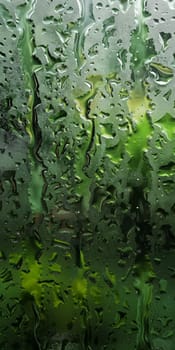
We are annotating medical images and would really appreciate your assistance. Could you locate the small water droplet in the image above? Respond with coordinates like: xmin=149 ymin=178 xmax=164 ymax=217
xmin=96 ymin=2 xmax=103 ymax=9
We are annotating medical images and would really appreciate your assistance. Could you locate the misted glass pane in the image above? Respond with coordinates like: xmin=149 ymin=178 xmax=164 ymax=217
xmin=0 ymin=0 xmax=175 ymax=349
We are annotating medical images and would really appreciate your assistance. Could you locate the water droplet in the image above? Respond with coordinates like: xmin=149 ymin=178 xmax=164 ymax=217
xmin=149 ymin=62 xmax=174 ymax=85
xmin=96 ymin=2 xmax=103 ymax=9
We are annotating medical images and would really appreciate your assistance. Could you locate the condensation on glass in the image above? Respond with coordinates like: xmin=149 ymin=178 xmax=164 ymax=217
xmin=0 ymin=0 xmax=175 ymax=349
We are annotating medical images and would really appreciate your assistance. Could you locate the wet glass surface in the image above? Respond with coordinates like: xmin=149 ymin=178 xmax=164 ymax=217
xmin=0 ymin=0 xmax=175 ymax=349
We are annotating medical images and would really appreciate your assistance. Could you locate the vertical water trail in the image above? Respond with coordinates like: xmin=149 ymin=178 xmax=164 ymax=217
xmin=127 ymin=0 xmax=155 ymax=125
xmin=134 ymin=256 xmax=155 ymax=350
xmin=127 ymin=3 xmax=155 ymax=348
xmin=131 ymin=0 xmax=147 ymax=94
xmin=135 ymin=0 xmax=144 ymax=32
xmin=17 ymin=0 xmax=47 ymax=217
xmin=74 ymin=0 xmax=95 ymax=69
